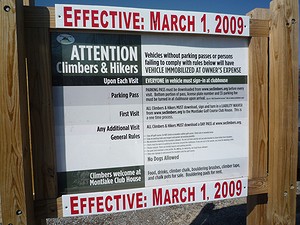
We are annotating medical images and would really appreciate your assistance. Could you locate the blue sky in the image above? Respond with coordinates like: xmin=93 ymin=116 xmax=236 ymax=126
xmin=36 ymin=0 xmax=271 ymax=15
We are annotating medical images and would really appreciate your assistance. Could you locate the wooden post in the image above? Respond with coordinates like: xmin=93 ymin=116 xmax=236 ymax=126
xmin=268 ymin=0 xmax=298 ymax=224
xmin=23 ymin=0 xmax=35 ymax=6
xmin=0 ymin=0 xmax=34 ymax=224
xmin=246 ymin=8 xmax=270 ymax=225
xmin=25 ymin=21 xmax=58 ymax=201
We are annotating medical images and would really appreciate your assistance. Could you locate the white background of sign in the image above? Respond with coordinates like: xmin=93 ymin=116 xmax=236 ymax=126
xmin=55 ymin=4 xmax=249 ymax=36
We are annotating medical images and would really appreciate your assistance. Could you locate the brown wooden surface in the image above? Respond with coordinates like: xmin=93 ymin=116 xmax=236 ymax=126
xmin=34 ymin=197 xmax=63 ymax=220
xmin=268 ymin=0 xmax=299 ymax=224
xmin=248 ymin=8 xmax=270 ymax=38
xmin=0 ymin=197 xmax=2 ymax=224
xmin=24 ymin=6 xmax=54 ymax=28
xmin=250 ymin=19 xmax=269 ymax=37
xmin=248 ymin=177 xmax=268 ymax=196
xmin=23 ymin=0 xmax=35 ymax=6
xmin=247 ymin=8 xmax=270 ymax=181
xmin=246 ymin=8 xmax=270 ymax=225
xmin=25 ymin=26 xmax=58 ymax=201
xmin=0 ymin=0 xmax=35 ymax=224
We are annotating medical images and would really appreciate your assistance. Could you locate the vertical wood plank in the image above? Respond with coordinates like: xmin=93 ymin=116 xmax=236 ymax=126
xmin=0 ymin=0 xmax=35 ymax=224
xmin=23 ymin=0 xmax=34 ymax=6
xmin=247 ymin=8 xmax=270 ymax=179
xmin=0 ymin=197 xmax=2 ymax=224
xmin=246 ymin=8 xmax=270 ymax=225
xmin=268 ymin=0 xmax=298 ymax=224
xmin=25 ymin=26 xmax=58 ymax=201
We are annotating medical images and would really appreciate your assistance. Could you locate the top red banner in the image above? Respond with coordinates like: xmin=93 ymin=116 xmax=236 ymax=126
xmin=55 ymin=4 xmax=250 ymax=37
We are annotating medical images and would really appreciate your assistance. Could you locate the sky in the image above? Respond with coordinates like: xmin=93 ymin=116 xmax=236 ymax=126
xmin=35 ymin=0 xmax=271 ymax=15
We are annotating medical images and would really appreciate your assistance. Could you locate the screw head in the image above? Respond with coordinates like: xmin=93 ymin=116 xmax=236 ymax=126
xmin=16 ymin=210 xmax=22 ymax=215
xmin=4 ymin=5 xmax=11 ymax=12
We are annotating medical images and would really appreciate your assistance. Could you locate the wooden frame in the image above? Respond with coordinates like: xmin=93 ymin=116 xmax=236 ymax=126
xmin=0 ymin=0 xmax=298 ymax=224
xmin=0 ymin=0 xmax=35 ymax=224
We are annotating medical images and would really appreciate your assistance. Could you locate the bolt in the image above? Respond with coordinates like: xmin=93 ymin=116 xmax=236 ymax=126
xmin=3 ymin=5 xmax=11 ymax=12
xmin=16 ymin=210 xmax=22 ymax=215
xmin=284 ymin=191 xmax=288 ymax=197
xmin=287 ymin=19 xmax=297 ymax=26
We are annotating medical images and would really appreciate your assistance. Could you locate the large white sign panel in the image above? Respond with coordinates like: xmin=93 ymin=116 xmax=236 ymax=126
xmin=51 ymin=12 xmax=248 ymax=217
xmin=55 ymin=4 xmax=250 ymax=36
